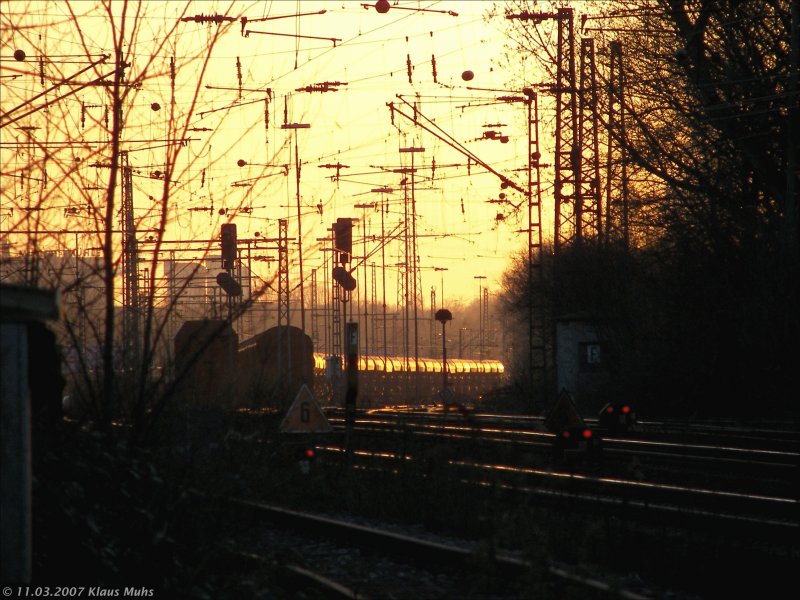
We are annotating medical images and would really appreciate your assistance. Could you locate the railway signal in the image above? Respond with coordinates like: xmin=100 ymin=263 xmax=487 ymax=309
xmin=220 ymin=223 xmax=237 ymax=270
xmin=598 ymin=402 xmax=636 ymax=433
xmin=332 ymin=265 xmax=356 ymax=291
xmin=298 ymin=446 xmax=315 ymax=474
xmin=553 ymin=425 xmax=602 ymax=464
xmin=216 ymin=271 xmax=242 ymax=296
xmin=333 ymin=217 xmax=353 ymax=263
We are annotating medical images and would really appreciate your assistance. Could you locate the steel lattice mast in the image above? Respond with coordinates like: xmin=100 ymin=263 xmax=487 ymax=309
xmin=606 ymin=40 xmax=630 ymax=248
xmin=277 ymin=218 xmax=290 ymax=391
xmin=576 ymin=37 xmax=603 ymax=244
xmin=526 ymin=90 xmax=547 ymax=406
xmin=554 ymin=7 xmax=578 ymax=254
xmin=119 ymin=150 xmax=140 ymax=370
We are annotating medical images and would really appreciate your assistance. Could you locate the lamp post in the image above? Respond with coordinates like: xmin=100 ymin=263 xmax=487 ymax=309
xmin=435 ymin=308 xmax=452 ymax=400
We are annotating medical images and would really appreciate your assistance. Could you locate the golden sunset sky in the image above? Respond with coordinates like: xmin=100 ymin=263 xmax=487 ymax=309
xmin=2 ymin=0 xmax=567 ymax=305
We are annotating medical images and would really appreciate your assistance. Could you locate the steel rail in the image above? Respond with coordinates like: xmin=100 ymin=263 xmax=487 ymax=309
xmin=229 ymin=498 xmax=655 ymax=600
xmin=326 ymin=415 xmax=800 ymax=468
xmin=231 ymin=549 xmax=366 ymax=599
xmin=314 ymin=445 xmax=798 ymax=527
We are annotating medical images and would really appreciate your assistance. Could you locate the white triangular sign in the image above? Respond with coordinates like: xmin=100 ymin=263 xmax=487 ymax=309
xmin=280 ymin=384 xmax=332 ymax=433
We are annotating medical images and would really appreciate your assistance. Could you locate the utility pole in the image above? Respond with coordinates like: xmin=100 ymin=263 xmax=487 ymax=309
xmin=576 ymin=37 xmax=602 ymax=244
xmin=355 ymin=202 xmax=376 ymax=357
xmin=316 ymin=233 xmax=334 ymax=356
xmin=525 ymin=88 xmax=547 ymax=409
xmin=398 ymin=179 xmax=410 ymax=373
xmin=786 ymin=0 xmax=799 ymax=256
xmin=310 ymin=268 xmax=319 ymax=345
xmin=507 ymin=7 xmax=576 ymax=407
xmin=554 ymin=7 xmax=578 ymax=253
xmin=505 ymin=7 xmax=579 ymax=254
xmin=400 ymin=145 xmax=424 ymax=395
xmin=277 ymin=218 xmax=290 ymax=393
xmin=483 ymin=287 xmax=489 ymax=354
xmin=375 ymin=191 xmax=389 ymax=359
xmin=508 ymin=8 xmax=577 ymax=251
xmin=606 ymin=40 xmax=629 ymax=248
xmin=282 ymin=121 xmax=311 ymax=336
xmin=474 ymin=275 xmax=486 ymax=359
xmin=430 ymin=286 xmax=436 ymax=357
xmin=119 ymin=150 xmax=140 ymax=372
xmin=370 ymin=262 xmax=378 ymax=359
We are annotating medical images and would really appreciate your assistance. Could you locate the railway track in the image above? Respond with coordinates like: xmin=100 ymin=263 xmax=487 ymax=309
xmin=304 ymin=407 xmax=799 ymax=533
xmin=213 ymin=407 xmax=797 ymax=599
xmin=343 ymin=407 xmax=800 ymax=451
xmin=323 ymin=410 xmax=799 ymax=498
xmin=226 ymin=498 xmax=666 ymax=599
xmin=314 ymin=443 xmax=798 ymax=535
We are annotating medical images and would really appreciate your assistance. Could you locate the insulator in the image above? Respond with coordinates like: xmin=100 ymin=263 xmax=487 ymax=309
xmin=236 ymin=57 xmax=242 ymax=99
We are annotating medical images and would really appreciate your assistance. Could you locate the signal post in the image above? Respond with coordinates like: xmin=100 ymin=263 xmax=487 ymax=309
xmin=345 ymin=322 xmax=358 ymax=465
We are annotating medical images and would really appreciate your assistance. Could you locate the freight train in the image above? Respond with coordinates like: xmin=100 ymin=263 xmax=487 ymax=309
xmin=174 ymin=320 xmax=506 ymax=407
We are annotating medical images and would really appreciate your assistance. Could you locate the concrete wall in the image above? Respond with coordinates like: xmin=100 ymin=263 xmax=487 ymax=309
xmin=1 ymin=285 xmax=59 ymax=584
xmin=556 ymin=317 xmax=611 ymax=413
xmin=0 ymin=321 xmax=31 ymax=583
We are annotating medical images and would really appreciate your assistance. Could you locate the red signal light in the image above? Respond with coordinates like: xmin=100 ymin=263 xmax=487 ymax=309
xmin=622 ymin=405 xmax=631 ymax=414
xmin=582 ymin=429 xmax=593 ymax=439
xmin=305 ymin=448 xmax=315 ymax=459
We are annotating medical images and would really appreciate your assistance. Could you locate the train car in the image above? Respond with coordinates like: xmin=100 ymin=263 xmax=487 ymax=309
xmin=173 ymin=322 xmax=501 ymax=409
xmin=174 ymin=319 xmax=238 ymax=405
xmin=238 ymin=325 xmax=314 ymax=405
xmin=313 ymin=353 xmax=505 ymax=407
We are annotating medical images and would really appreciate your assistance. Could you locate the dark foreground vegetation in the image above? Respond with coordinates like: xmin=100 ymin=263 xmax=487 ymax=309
xmin=32 ymin=407 xmax=796 ymax=599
